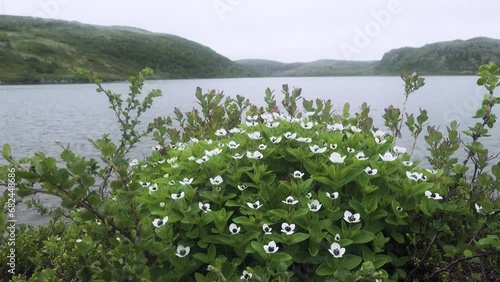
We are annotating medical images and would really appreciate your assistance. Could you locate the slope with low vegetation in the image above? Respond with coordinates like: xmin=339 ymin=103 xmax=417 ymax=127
xmin=0 ymin=15 xmax=253 ymax=83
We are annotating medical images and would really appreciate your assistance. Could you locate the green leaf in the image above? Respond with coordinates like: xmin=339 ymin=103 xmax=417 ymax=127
xmin=2 ymin=144 xmax=11 ymax=158
xmin=341 ymin=254 xmax=362 ymax=270
xmin=289 ymin=233 xmax=310 ymax=244
xmin=390 ymin=232 xmax=405 ymax=244
xmin=350 ymin=230 xmax=375 ymax=244
xmin=316 ymin=262 xmax=336 ymax=276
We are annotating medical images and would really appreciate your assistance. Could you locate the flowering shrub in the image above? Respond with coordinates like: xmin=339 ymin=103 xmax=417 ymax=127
xmin=1 ymin=64 xmax=499 ymax=281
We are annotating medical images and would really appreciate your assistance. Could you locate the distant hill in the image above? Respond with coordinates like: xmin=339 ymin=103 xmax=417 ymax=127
xmin=0 ymin=15 xmax=253 ymax=83
xmin=237 ymin=59 xmax=377 ymax=77
xmin=237 ymin=37 xmax=500 ymax=77
xmin=375 ymin=37 xmax=500 ymax=75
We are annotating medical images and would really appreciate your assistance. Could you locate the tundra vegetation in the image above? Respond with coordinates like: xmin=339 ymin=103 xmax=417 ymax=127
xmin=0 ymin=64 xmax=499 ymax=281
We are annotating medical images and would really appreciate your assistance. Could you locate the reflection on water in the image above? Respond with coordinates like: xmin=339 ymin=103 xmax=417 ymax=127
xmin=1 ymin=76 xmax=499 ymax=225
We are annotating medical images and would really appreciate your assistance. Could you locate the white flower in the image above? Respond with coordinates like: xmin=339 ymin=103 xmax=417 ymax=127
xmin=167 ymin=157 xmax=178 ymax=164
xmin=237 ymin=185 xmax=248 ymax=191
xmin=350 ymin=126 xmax=361 ymax=133
xmin=261 ymin=113 xmax=274 ymax=121
xmin=190 ymin=137 xmax=199 ymax=143
xmin=246 ymin=151 xmax=264 ymax=160
xmin=427 ymin=169 xmax=437 ymax=174
xmin=199 ymin=202 xmax=211 ymax=213
xmin=129 ymin=159 xmax=139 ymax=167
xmin=149 ymin=183 xmax=159 ymax=192
xmin=292 ymin=171 xmax=305 ymax=179
xmin=263 ymin=241 xmax=279 ymax=254
xmin=246 ymin=115 xmax=259 ymax=121
xmin=141 ymin=164 xmax=148 ymax=169
xmin=152 ymin=216 xmax=169 ymax=227
xmin=247 ymin=201 xmax=263 ymax=209
xmin=232 ymin=153 xmax=244 ymax=159
xmin=308 ymin=200 xmax=322 ymax=212
xmin=355 ymin=152 xmax=368 ymax=160
xmin=379 ymin=152 xmax=397 ymax=162
xmin=343 ymin=210 xmax=361 ymax=223
xmin=372 ymin=130 xmax=386 ymax=138
xmin=139 ymin=181 xmax=151 ymax=188
xmin=177 ymin=143 xmax=186 ymax=151
xmin=210 ymin=175 xmax=223 ymax=186
xmin=328 ymin=242 xmax=346 ymax=258
xmin=163 ymin=173 xmax=169 ymax=179
xmin=281 ymin=223 xmax=296 ymax=235
xmin=152 ymin=145 xmax=163 ymax=151
xmin=179 ymin=178 xmax=194 ymax=185
xmin=334 ymin=234 xmax=341 ymax=241
xmin=171 ymin=192 xmax=185 ymax=200
xmin=374 ymin=137 xmax=387 ymax=145
xmin=396 ymin=206 xmax=403 ymax=212
xmin=326 ymin=192 xmax=339 ymax=199
xmin=248 ymin=132 xmax=262 ymax=140
xmin=332 ymin=123 xmax=344 ymax=131
xmin=157 ymin=159 xmax=166 ymax=164
xmin=330 ymin=143 xmax=338 ymax=150
xmin=305 ymin=192 xmax=312 ymax=199
xmin=393 ymin=146 xmax=407 ymax=154
xmin=229 ymin=128 xmax=245 ymax=134
xmin=425 ymin=191 xmax=443 ymax=200
xmin=227 ymin=141 xmax=240 ymax=149
xmin=175 ymin=245 xmax=190 ymax=258
xmin=169 ymin=180 xmax=175 ymax=185
xmin=475 ymin=203 xmax=483 ymax=213
xmin=205 ymin=148 xmax=222 ymax=156
xmin=406 ymin=171 xmax=423 ymax=181
xmin=160 ymin=202 xmax=166 ymax=208
xmin=284 ymin=132 xmax=297 ymax=139
xmin=188 ymin=156 xmax=196 ymax=161
xmin=301 ymin=121 xmax=314 ymax=129
xmin=76 ymin=239 xmax=82 ymax=243
xmin=229 ymin=223 xmax=241 ymax=235
xmin=265 ymin=121 xmax=280 ymax=128
xmin=403 ymin=161 xmax=413 ymax=166
xmin=241 ymin=270 xmax=253 ymax=280
xmin=329 ymin=152 xmax=346 ymax=163
xmin=347 ymin=147 xmax=356 ymax=153
xmin=296 ymin=137 xmax=312 ymax=143
xmin=304 ymin=111 xmax=316 ymax=116
xmin=270 ymin=136 xmax=282 ymax=144
xmin=215 ymin=128 xmax=227 ymax=136
xmin=364 ymin=167 xmax=378 ymax=176
xmin=258 ymin=144 xmax=267 ymax=150
xmin=310 ymin=145 xmax=327 ymax=154
xmin=283 ymin=196 xmax=299 ymax=205
xmin=246 ymin=120 xmax=259 ymax=127
xmin=262 ymin=224 xmax=272 ymax=234
xmin=196 ymin=156 xmax=209 ymax=164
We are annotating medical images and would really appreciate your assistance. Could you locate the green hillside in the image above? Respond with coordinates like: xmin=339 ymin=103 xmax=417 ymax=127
xmin=375 ymin=37 xmax=500 ymax=75
xmin=0 ymin=15 xmax=253 ymax=83
xmin=238 ymin=37 xmax=500 ymax=77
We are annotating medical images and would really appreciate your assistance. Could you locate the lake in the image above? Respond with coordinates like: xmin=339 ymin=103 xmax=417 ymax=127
xmin=1 ymin=76 xmax=498 ymax=225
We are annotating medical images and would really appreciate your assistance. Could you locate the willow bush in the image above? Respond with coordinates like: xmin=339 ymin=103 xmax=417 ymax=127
xmin=0 ymin=64 xmax=499 ymax=281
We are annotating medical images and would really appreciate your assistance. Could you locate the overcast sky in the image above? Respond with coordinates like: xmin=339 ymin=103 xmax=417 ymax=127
xmin=1 ymin=0 xmax=499 ymax=62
